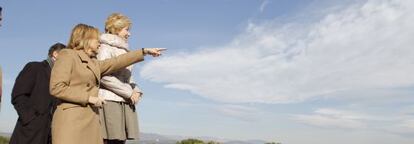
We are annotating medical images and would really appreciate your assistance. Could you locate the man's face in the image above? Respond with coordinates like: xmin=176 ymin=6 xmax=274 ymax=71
xmin=52 ymin=51 xmax=59 ymax=61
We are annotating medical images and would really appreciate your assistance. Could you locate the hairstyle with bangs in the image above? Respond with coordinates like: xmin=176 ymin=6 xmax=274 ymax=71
xmin=105 ymin=13 xmax=132 ymax=34
xmin=67 ymin=23 xmax=100 ymax=52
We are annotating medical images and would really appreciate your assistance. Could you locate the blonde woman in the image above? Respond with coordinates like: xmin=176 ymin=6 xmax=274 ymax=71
xmin=97 ymin=13 xmax=151 ymax=144
xmin=50 ymin=23 xmax=165 ymax=144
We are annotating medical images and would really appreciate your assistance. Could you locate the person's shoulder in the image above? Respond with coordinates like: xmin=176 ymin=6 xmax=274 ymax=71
xmin=58 ymin=49 xmax=78 ymax=59
xmin=97 ymin=45 xmax=115 ymax=60
xmin=98 ymin=44 xmax=108 ymax=50
xmin=26 ymin=61 xmax=43 ymax=67
xmin=99 ymin=43 xmax=115 ymax=52
xmin=22 ymin=61 xmax=43 ymax=72
xmin=59 ymin=49 xmax=76 ymax=54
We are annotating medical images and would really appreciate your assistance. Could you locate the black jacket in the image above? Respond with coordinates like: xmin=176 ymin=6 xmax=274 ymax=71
xmin=10 ymin=60 xmax=56 ymax=144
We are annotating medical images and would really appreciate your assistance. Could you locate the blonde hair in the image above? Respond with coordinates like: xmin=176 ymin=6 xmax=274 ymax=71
xmin=67 ymin=23 xmax=100 ymax=52
xmin=105 ymin=13 xmax=132 ymax=34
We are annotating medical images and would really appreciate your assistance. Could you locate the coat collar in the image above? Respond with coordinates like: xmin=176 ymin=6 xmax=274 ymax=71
xmin=100 ymin=33 xmax=129 ymax=51
xmin=41 ymin=60 xmax=51 ymax=68
xmin=76 ymin=49 xmax=91 ymax=62
xmin=41 ymin=60 xmax=52 ymax=78
xmin=74 ymin=50 xmax=100 ymax=82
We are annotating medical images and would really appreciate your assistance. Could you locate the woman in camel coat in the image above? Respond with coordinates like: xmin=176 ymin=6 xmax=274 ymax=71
xmin=50 ymin=23 xmax=165 ymax=144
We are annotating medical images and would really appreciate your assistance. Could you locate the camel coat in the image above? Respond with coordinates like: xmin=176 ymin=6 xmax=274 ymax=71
xmin=49 ymin=49 xmax=144 ymax=144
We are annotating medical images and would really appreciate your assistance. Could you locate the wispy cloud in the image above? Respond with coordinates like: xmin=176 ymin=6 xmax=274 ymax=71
xmin=140 ymin=0 xmax=414 ymax=104
xmin=382 ymin=107 xmax=414 ymax=136
xmin=292 ymin=108 xmax=373 ymax=129
xmin=292 ymin=107 xmax=414 ymax=136
xmin=259 ymin=0 xmax=269 ymax=13
xmin=214 ymin=104 xmax=262 ymax=122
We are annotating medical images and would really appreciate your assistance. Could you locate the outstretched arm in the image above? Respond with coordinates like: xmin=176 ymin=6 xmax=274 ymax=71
xmin=98 ymin=49 xmax=144 ymax=76
xmin=98 ymin=48 xmax=167 ymax=76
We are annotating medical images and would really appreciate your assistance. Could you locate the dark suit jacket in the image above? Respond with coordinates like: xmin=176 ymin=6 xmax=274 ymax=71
xmin=10 ymin=60 xmax=56 ymax=144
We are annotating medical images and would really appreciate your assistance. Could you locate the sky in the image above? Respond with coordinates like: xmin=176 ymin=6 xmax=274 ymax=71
xmin=1 ymin=0 xmax=414 ymax=144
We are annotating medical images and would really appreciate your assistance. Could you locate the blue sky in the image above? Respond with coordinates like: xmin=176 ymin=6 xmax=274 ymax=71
xmin=1 ymin=0 xmax=414 ymax=144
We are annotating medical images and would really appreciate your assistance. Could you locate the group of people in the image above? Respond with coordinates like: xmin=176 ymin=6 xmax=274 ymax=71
xmin=9 ymin=13 xmax=166 ymax=144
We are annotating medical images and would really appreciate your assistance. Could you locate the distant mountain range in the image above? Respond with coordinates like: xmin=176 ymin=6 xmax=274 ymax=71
xmin=0 ymin=132 xmax=11 ymax=137
xmin=1 ymin=132 xmax=268 ymax=144
xmin=127 ymin=133 xmax=268 ymax=144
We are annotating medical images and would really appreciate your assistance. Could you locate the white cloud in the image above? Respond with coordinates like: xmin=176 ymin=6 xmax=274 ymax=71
xmin=140 ymin=0 xmax=414 ymax=104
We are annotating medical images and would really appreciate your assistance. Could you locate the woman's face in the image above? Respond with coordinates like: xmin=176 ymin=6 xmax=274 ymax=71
xmin=118 ymin=26 xmax=130 ymax=40
xmin=86 ymin=39 xmax=100 ymax=57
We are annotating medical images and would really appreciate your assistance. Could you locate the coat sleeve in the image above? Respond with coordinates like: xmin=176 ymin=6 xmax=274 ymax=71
xmin=100 ymin=76 xmax=134 ymax=98
xmin=98 ymin=49 xmax=144 ymax=76
xmin=50 ymin=49 xmax=90 ymax=106
xmin=11 ymin=62 xmax=38 ymax=125
xmin=97 ymin=47 xmax=134 ymax=98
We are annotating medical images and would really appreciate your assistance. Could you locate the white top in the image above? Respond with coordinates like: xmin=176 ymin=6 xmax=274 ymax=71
xmin=97 ymin=33 xmax=142 ymax=102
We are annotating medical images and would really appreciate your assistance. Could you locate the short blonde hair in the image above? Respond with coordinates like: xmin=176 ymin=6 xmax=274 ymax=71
xmin=105 ymin=13 xmax=132 ymax=34
xmin=67 ymin=23 xmax=100 ymax=51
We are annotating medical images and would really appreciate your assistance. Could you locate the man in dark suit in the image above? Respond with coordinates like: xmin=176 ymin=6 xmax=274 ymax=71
xmin=10 ymin=43 xmax=66 ymax=144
